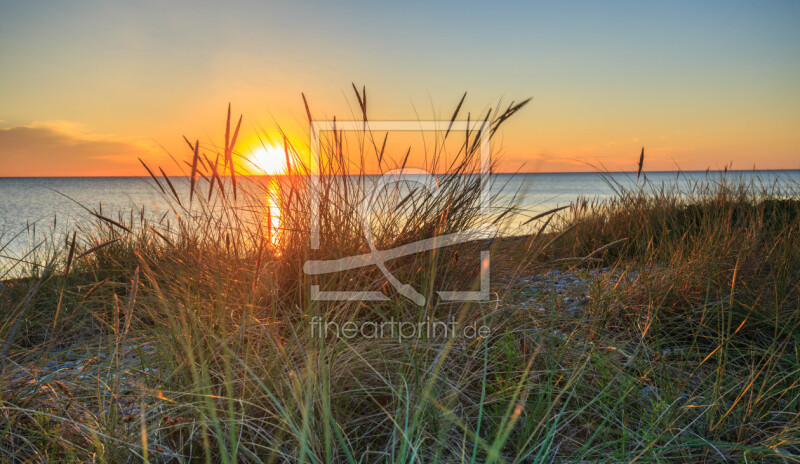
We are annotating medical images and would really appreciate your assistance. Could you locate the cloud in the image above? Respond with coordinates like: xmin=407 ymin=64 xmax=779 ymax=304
xmin=499 ymin=133 xmax=703 ymax=173
xmin=0 ymin=121 xmax=156 ymax=176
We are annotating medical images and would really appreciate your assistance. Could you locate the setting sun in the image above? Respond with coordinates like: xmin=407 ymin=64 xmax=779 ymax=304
xmin=3 ymin=2 xmax=800 ymax=460
xmin=248 ymin=145 xmax=287 ymax=175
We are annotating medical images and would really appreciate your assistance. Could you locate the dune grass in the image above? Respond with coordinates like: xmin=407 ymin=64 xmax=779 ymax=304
xmin=1 ymin=94 xmax=799 ymax=462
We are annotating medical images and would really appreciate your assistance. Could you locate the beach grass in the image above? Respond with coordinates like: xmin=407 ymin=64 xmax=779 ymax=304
xmin=1 ymin=96 xmax=798 ymax=462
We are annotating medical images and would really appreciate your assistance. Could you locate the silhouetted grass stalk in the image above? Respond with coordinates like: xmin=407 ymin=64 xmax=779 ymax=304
xmin=0 ymin=91 xmax=798 ymax=462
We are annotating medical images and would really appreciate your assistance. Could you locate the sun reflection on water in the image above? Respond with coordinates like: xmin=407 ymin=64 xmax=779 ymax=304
xmin=263 ymin=177 xmax=282 ymax=249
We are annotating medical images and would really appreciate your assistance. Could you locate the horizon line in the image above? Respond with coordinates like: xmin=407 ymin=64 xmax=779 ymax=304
xmin=2 ymin=167 xmax=800 ymax=179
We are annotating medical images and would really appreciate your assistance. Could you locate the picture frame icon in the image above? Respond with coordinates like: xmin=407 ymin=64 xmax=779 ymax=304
xmin=303 ymin=120 xmax=494 ymax=305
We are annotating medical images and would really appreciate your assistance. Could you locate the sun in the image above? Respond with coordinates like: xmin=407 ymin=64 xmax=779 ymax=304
xmin=248 ymin=145 xmax=287 ymax=175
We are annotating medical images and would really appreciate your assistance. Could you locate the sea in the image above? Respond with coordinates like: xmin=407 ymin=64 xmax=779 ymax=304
xmin=1 ymin=171 xmax=798 ymax=271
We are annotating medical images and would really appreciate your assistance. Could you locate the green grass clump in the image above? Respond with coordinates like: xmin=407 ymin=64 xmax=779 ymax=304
xmin=1 ymin=92 xmax=798 ymax=462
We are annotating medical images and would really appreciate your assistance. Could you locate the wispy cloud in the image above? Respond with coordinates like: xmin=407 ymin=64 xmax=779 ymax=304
xmin=501 ymin=133 xmax=703 ymax=173
xmin=0 ymin=121 xmax=157 ymax=176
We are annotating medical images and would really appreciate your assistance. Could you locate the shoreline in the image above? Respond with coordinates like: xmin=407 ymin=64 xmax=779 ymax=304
xmin=2 ymin=174 xmax=798 ymax=461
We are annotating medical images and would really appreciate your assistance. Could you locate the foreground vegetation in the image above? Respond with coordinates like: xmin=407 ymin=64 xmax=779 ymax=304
xmin=1 ymin=95 xmax=799 ymax=462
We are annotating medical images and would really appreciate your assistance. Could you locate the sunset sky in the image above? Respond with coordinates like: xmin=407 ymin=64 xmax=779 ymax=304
xmin=1 ymin=1 xmax=798 ymax=176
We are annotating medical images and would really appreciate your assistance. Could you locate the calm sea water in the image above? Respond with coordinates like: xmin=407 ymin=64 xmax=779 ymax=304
xmin=1 ymin=171 xmax=798 ymax=269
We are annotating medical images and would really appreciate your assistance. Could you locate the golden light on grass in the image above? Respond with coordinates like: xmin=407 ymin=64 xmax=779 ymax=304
xmin=8 ymin=95 xmax=800 ymax=463
xmin=247 ymin=144 xmax=287 ymax=175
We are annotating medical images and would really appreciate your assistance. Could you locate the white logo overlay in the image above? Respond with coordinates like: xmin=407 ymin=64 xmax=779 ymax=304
xmin=302 ymin=121 xmax=495 ymax=305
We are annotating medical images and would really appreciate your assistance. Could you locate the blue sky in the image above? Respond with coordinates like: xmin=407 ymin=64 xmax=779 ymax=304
xmin=1 ymin=0 xmax=798 ymax=175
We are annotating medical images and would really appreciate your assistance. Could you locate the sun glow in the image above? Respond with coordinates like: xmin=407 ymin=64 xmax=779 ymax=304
xmin=248 ymin=145 xmax=287 ymax=175
xmin=264 ymin=177 xmax=282 ymax=248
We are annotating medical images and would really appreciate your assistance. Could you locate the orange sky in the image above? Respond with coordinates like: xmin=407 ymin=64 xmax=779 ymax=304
xmin=1 ymin=1 xmax=798 ymax=176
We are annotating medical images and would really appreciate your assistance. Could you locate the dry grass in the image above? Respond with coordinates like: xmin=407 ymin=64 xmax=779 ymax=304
xmin=1 ymin=91 xmax=799 ymax=462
